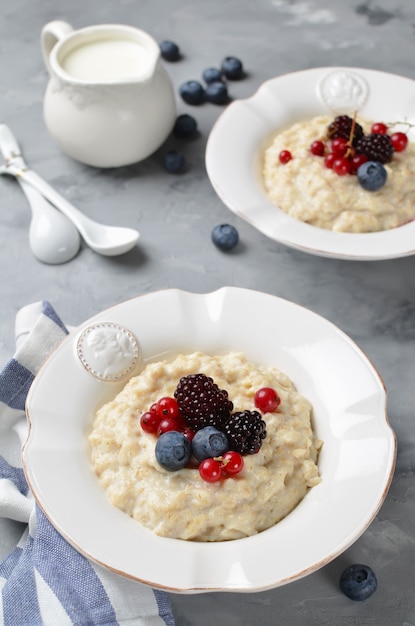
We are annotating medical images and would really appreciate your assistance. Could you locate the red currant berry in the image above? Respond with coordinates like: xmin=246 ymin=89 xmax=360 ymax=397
xmin=390 ymin=132 xmax=408 ymax=152
xmin=279 ymin=150 xmax=292 ymax=164
xmin=221 ymin=451 xmax=244 ymax=476
xmin=310 ymin=140 xmax=325 ymax=156
xmin=254 ymin=387 xmax=281 ymax=413
xmin=331 ymin=137 xmax=349 ymax=157
xmin=183 ymin=427 xmax=195 ymax=442
xmin=350 ymin=153 xmax=368 ymax=175
xmin=156 ymin=396 xmax=180 ymax=419
xmin=324 ymin=153 xmax=335 ymax=169
xmin=371 ymin=122 xmax=388 ymax=135
xmin=157 ymin=416 xmax=185 ymax=436
xmin=140 ymin=411 xmax=161 ymax=434
xmin=333 ymin=157 xmax=351 ymax=176
xmin=199 ymin=458 xmax=223 ymax=483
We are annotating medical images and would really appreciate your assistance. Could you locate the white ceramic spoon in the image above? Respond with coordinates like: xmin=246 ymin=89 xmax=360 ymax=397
xmin=4 ymin=166 xmax=140 ymax=257
xmin=0 ymin=124 xmax=80 ymax=263
xmin=0 ymin=125 xmax=139 ymax=257
xmin=17 ymin=178 xmax=81 ymax=264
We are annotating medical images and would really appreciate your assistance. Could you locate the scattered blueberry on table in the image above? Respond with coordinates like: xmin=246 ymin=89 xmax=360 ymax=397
xmin=173 ymin=114 xmax=198 ymax=138
xmin=357 ymin=161 xmax=387 ymax=191
xmin=211 ymin=224 xmax=239 ymax=251
xmin=206 ymin=81 xmax=228 ymax=104
xmin=339 ymin=564 xmax=377 ymax=601
xmin=202 ymin=67 xmax=223 ymax=84
xmin=176 ymin=55 xmax=244 ymax=105
xmin=159 ymin=45 xmax=245 ymax=174
xmin=221 ymin=56 xmax=244 ymax=80
xmin=179 ymin=80 xmax=205 ymax=105
xmin=163 ymin=150 xmax=185 ymax=174
xmin=159 ymin=40 xmax=181 ymax=61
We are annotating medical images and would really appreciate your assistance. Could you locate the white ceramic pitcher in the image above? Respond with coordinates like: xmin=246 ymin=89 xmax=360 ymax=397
xmin=41 ymin=21 xmax=176 ymax=168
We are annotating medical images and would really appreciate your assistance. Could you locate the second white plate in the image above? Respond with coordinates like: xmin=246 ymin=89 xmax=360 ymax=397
xmin=206 ymin=66 xmax=415 ymax=260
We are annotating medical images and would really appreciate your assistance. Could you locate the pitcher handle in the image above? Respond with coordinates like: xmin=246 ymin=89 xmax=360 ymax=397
xmin=41 ymin=20 xmax=74 ymax=75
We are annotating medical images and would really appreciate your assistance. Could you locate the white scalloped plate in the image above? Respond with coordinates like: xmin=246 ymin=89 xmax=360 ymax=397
xmin=24 ymin=288 xmax=396 ymax=592
xmin=205 ymin=66 xmax=415 ymax=260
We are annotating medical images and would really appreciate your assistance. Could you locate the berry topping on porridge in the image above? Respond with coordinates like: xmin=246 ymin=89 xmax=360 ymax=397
xmin=263 ymin=114 xmax=415 ymax=232
xmin=88 ymin=352 xmax=322 ymax=541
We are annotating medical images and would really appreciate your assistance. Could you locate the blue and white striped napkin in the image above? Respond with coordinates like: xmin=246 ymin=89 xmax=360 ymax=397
xmin=0 ymin=301 xmax=175 ymax=626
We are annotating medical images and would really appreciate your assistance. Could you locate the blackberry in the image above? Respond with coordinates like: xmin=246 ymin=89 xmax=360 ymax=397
xmin=174 ymin=373 xmax=233 ymax=431
xmin=223 ymin=410 xmax=266 ymax=455
xmin=355 ymin=133 xmax=394 ymax=164
xmin=327 ymin=115 xmax=364 ymax=146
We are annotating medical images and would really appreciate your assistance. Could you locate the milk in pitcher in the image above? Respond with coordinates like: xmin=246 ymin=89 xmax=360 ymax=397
xmin=61 ymin=38 xmax=150 ymax=81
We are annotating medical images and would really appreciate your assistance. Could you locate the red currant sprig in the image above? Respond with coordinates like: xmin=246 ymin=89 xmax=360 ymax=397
xmin=331 ymin=137 xmax=349 ymax=157
xmin=198 ymin=451 xmax=244 ymax=482
xmin=199 ymin=458 xmax=223 ymax=482
xmin=279 ymin=149 xmax=292 ymax=164
xmin=332 ymin=157 xmax=351 ymax=176
xmin=350 ymin=153 xmax=368 ymax=174
xmin=371 ymin=122 xmax=388 ymax=134
xmin=221 ymin=451 xmax=244 ymax=476
xmin=140 ymin=410 xmax=160 ymax=434
xmin=155 ymin=396 xmax=180 ymax=419
xmin=254 ymin=387 xmax=281 ymax=413
xmin=310 ymin=140 xmax=325 ymax=156
xmin=140 ymin=396 xmax=188 ymax=436
xmin=157 ymin=416 xmax=186 ymax=436
xmin=390 ymin=131 xmax=408 ymax=152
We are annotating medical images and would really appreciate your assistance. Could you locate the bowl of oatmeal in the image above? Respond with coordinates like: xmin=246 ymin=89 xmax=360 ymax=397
xmin=24 ymin=287 xmax=396 ymax=592
xmin=88 ymin=351 xmax=322 ymax=542
xmin=206 ymin=66 xmax=415 ymax=260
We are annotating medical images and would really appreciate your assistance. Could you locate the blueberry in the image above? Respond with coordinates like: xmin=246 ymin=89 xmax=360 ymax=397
xmin=163 ymin=150 xmax=185 ymax=174
xmin=192 ymin=426 xmax=229 ymax=462
xmin=339 ymin=564 xmax=377 ymax=601
xmin=155 ymin=431 xmax=192 ymax=471
xmin=202 ymin=67 xmax=222 ymax=84
xmin=179 ymin=80 xmax=205 ymax=105
xmin=357 ymin=161 xmax=387 ymax=191
xmin=159 ymin=40 xmax=180 ymax=62
xmin=211 ymin=224 xmax=239 ymax=251
xmin=173 ymin=114 xmax=198 ymax=138
xmin=206 ymin=81 xmax=228 ymax=105
xmin=221 ymin=56 xmax=244 ymax=80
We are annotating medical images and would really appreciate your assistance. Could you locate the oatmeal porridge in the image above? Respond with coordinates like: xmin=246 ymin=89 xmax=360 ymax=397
xmin=88 ymin=352 xmax=322 ymax=542
xmin=263 ymin=115 xmax=415 ymax=233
